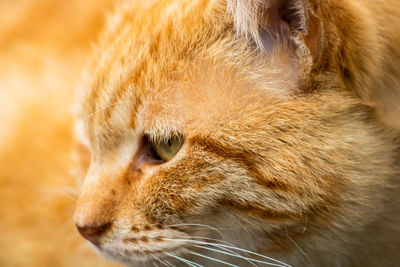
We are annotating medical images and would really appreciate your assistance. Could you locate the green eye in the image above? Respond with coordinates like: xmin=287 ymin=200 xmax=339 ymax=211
xmin=152 ymin=135 xmax=184 ymax=162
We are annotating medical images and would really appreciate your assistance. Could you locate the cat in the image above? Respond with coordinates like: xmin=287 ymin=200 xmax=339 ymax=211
xmin=3 ymin=0 xmax=398 ymax=266
xmin=71 ymin=0 xmax=400 ymax=266
xmin=72 ymin=0 xmax=400 ymax=266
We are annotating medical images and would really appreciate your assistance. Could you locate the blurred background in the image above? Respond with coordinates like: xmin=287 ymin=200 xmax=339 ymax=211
xmin=0 ymin=1 xmax=120 ymax=266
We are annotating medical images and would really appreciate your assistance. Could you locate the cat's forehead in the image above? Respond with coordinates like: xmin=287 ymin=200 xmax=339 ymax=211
xmin=83 ymin=1 xmax=219 ymax=117
xmin=84 ymin=62 xmax=271 ymax=138
xmin=81 ymin=0 xmax=295 ymax=144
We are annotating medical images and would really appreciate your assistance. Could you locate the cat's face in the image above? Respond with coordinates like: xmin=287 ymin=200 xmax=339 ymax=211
xmin=74 ymin=0 xmax=398 ymax=266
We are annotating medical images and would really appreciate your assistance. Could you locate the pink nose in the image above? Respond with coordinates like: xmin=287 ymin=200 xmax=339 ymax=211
xmin=76 ymin=223 xmax=111 ymax=246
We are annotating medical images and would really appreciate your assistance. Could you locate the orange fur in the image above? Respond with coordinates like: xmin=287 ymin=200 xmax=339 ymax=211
xmin=1 ymin=0 xmax=400 ymax=266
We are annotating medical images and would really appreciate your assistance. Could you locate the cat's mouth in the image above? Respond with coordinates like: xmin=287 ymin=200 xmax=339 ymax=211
xmin=95 ymin=227 xmax=192 ymax=264
xmin=98 ymin=235 xmax=292 ymax=267
xmin=100 ymin=240 xmax=188 ymax=262
xmin=84 ymin=224 xmax=292 ymax=267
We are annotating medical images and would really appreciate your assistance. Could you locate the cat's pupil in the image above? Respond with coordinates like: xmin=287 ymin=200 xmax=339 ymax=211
xmin=167 ymin=139 xmax=171 ymax=146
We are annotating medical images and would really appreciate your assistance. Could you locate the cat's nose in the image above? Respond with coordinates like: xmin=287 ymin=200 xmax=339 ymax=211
xmin=76 ymin=222 xmax=111 ymax=246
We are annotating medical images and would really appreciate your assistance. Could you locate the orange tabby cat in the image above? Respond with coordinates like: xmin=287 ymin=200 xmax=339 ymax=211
xmin=73 ymin=0 xmax=400 ymax=266
xmin=1 ymin=0 xmax=400 ymax=266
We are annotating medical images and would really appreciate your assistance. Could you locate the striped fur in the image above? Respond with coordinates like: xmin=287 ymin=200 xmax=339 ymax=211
xmin=73 ymin=0 xmax=400 ymax=266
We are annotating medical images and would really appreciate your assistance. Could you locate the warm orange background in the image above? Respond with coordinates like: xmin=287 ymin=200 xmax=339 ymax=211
xmin=0 ymin=1 xmax=120 ymax=266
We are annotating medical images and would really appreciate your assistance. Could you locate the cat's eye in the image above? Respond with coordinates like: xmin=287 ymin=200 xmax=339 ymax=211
xmin=151 ymin=136 xmax=184 ymax=162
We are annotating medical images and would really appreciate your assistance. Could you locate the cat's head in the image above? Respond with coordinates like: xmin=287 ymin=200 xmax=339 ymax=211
xmin=74 ymin=0 xmax=399 ymax=266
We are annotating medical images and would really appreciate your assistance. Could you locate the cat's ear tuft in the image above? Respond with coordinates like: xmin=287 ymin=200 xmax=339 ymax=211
xmin=227 ymin=0 xmax=321 ymax=61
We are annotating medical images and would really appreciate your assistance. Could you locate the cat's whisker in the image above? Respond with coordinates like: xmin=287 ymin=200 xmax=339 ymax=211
xmin=169 ymin=237 xmax=281 ymax=266
xmin=173 ymin=235 xmax=256 ymax=263
xmin=187 ymin=238 xmax=288 ymax=267
xmin=164 ymin=259 xmax=174 ymax=267
xmin=285 ymin=233 xmax=314 ymax=267
xmin=164 ymin=252 xmax=204 ymax=267
xmin=83 ymin=101 xmax=131 ymax=121
xmin=190 ymin=244 xmax=257 ymax=267
xmin=302 ymin=216 xmax=308 ymax=233
xmin=188 ymin=250 xmax=239 ymax=267
xmin=167 ymin=223 xmax=225 ymax=237
xmin=152 ymin=255 xmax=168 ymax=267
xmin=163 ymin=238 xmax=292 ymax=267
xmin=192 ymin=244 xmax=288 ymax=267
xmin=173 ymin=235 xmax=247 ymax=251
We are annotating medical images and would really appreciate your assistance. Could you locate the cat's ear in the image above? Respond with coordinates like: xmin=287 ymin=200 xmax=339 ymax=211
xmin=227 ymin=0 xmax=321 ymax=62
